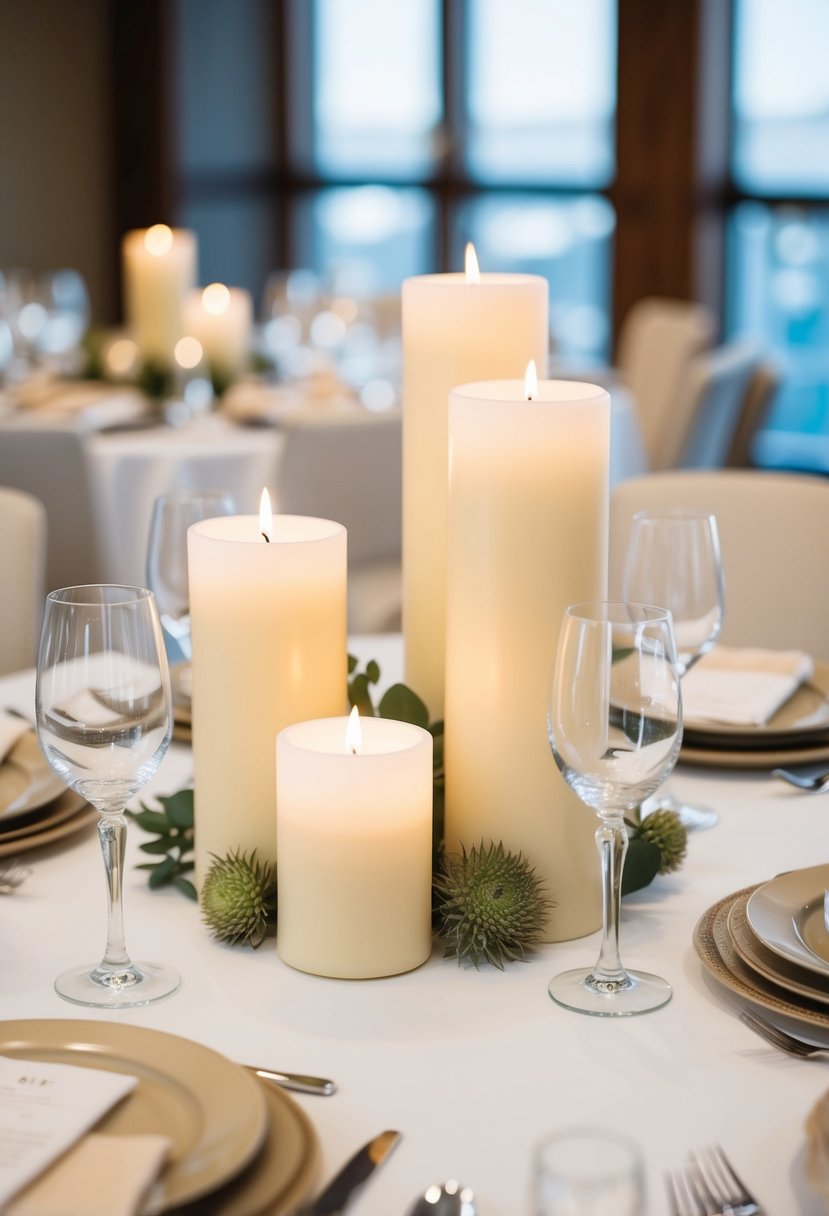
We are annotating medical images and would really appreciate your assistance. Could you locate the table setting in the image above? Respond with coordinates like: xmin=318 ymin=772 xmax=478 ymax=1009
xmin=2 ymin=243 xmax=829 ymax=1214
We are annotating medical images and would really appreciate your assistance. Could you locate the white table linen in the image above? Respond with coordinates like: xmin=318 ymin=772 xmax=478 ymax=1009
xmin=4 ymin=644 xmax=817 ymax=1212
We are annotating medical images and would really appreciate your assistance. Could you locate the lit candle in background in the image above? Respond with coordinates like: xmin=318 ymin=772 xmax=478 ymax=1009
xmin=188 ymin=490 xmax=347 ymax=888
xmin=276 ymin=709 xmax=433 ymax=979
xmin=444 ymin=367 xmax=610 ymax=942
xmin=121 ymin=224 xmax=197 ymax=366
xmin=401 ymin=244 xmax=548 ymax=719
xmin=183 ymin=282 xmax=253 ymax=380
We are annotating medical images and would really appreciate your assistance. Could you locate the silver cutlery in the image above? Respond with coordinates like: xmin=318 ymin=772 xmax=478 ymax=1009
xmin=666 ymin=1144 xmax=764 ymax=1215
xmin=772 ymin=764 xmax=829 ymax=791
xmin=246 ymin=1064 xmax=336 ymax=1096
xmin=0 ymin=861 xmax=32 ymax=893
xmin=739 ymin=1007 xmax=829 ymax=1060
xmin=298 ymin=1128 xmax=401 ymax=1214
xmin=409 ymin=1180 xmax=477 ymax=1215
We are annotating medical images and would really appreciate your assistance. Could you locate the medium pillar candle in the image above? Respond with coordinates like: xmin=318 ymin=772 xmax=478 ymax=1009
xmin=444 ymin=377 xmax=610 ymax=942
xmin=276 ymin=714 xmax=433 ymax=978
xmin=401 ymin=253 xmax=548 ymax=719
xmin=188 ymin=511 xmax=347 ymax=888
xmin=122 ymin=224 xmax=197 ymax=366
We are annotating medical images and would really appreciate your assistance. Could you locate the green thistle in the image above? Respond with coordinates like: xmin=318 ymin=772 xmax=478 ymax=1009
xmin=637 ymin=808 xmax=688 ymax=874
xmin=434 ymin=840 xmax=551 ymax=969
xmin=200 ymin=849 xmax=277 ymax=949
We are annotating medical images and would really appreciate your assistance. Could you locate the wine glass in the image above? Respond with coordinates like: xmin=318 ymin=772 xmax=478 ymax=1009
xmin=533 ymin=1127 xmax=645 ymax=1215
xmin=146 ymin=489 xmax=235 ymax=668
xmin=547 ymin=601 xmax=682 ymax=1016
xmin=36 ymin=584 xmax=180 ymax=1007
xmin=622 ymin=508 xmax=725 ymax=829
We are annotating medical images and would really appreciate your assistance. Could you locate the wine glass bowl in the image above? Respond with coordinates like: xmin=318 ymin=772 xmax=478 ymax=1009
xmin=547 ymin=601 xmax=682 ymax=1016
xmin=35 ymin=584 xmax=180 ymax=1008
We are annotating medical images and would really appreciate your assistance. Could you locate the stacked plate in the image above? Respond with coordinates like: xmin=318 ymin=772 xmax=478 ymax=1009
xmin=171 ymin=663 xmax=192 ymax=744
xmin=0 ymin=1019 xmax=319 ymax=1215
xmin=694 ymin=863 xmax=829 ymax=1030
xmin=681 ymin=660 xmax=829 ymax=769
xmin=0 ymin=730 xmax=97 ymax=856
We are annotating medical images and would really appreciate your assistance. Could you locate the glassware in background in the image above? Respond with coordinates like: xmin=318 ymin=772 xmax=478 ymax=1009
xmin=35 ymin=584 xmax=179 ymax=1007
xmin=146 ymin=490 xmax=236 ymax=672
xmin=547 ymin=601 xmax=682 ymax=1016
xmin=622 ymin=507 xmax=725 ymax=830
xmin=533 ymin=1127 xmax=645 ymax=1215
xmin=1 ymin=268 xmax=90 ymax=378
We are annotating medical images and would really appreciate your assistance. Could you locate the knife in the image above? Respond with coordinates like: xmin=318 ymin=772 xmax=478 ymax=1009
xmin=300 ymin=1129 xmax=402 ymax=1214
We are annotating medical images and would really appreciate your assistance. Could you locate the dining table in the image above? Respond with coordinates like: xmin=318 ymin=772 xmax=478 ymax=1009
xmin=2 ymin=633 xmax=828 ymax=1214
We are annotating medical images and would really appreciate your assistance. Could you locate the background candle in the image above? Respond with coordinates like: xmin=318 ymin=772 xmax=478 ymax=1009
xmin=188 ymin=512 xmax=347 ymax=888
xmin=276 ymin=715 xmax=433 ymax=979
xmin=401 ymin=261 xmax=548 ymax=720
xmin=444 ymin=378 xmax=610 ymax=942
xmin=121 ymin=224 xmax=197 ymax=366
xmin=183 ymin=283 xmax=253 ymax=380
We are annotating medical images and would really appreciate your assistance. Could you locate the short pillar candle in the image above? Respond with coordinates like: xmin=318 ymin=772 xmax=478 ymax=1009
xmin=276 ymin=713 xmax=433 ymax=979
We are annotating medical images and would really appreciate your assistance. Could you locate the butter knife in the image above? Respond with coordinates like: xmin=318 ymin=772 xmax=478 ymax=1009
xmin=300 ymin=1129 xmax=402 ymax=1214
xmin=246 ymin=1065 xmax=336 ymax=1096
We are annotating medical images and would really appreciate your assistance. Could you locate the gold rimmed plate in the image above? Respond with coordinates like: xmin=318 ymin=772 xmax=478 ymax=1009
xmin=0 ymin=1020 xmax=269 ymax=1213
xmin=0 ymin=731 xmax=66 ymax=819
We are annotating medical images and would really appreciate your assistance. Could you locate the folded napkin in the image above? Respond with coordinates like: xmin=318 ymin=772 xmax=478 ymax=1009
xmin=681 ymin=645 xmax=815 ymax=727
xmin=0 ymin=711 xmax=31 ymax=764
xmin=6 ymin=1134 xmax=170 ymax=1216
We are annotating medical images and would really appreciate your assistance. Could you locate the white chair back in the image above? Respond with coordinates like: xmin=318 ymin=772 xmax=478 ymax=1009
xmin=0 ymin=486 xmax=46 ymax=674
xmin=669 ymin=342 xmax=762 ymax=470
xmin=610 ymin=469 xmax=829 ymax=660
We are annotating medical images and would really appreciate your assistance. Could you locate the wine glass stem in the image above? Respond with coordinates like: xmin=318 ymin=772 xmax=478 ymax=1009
xmin=593 ymin=816 xmax=628 ymax=983
xmin=98 ymin=813 xmax=132 ymax=970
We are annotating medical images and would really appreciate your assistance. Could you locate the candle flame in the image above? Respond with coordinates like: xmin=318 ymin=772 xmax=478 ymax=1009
xmin=524 ymin=359 xmax=538 ymax=401
xmin=464 ymin=242 xmax=480 ymax=284
xmin=202 ymin=282 xmax=231 ymax=316
xmin=145 ymin=223 xmax=173 ymax=257
xmin=345 ymin=704 xmax=361 ymax=755
xmin=259 ymin=488 xmax=273 ymax=542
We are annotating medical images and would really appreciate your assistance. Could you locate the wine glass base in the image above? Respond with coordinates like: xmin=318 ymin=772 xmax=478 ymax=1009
xmin=55 ymin=960 xmax=181 ymax=1009
xmin=548 ymin=967 xmax=672 ymax=1017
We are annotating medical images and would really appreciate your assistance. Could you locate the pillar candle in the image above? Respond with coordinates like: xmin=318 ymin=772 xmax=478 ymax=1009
xmin=444 ymin=375 xmax=610 ymax=942
xmin=276 ymin=713 xmax=433 ymax=978
xmin=401 ymin=250 xmax=548 ymax=719
xmin=188 ymin=509 xmax=347 ymax=888
xmin=122 ymin=224 xmax=197 ymax=366
xmin=183 ymin=283 xmax=253 ymax=379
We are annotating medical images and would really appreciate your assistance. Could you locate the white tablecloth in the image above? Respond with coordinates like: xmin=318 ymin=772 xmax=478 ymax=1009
xmin=1 ymin=636 xmax=826 ymax=1214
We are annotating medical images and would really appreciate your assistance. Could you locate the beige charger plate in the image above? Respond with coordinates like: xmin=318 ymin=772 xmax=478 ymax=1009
xmin=0 ymin=800 xmax=97 ymax=856
xmin=0 ymin=1020 xmax=269 ymax=1213
xmin=0 ymin=731 xmax=66 ymax=819
xmin=680 ymin=738 xmax=829 ymax=770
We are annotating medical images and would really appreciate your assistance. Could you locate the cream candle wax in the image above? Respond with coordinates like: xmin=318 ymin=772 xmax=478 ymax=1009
xmin=276 ymin=711 xmax=433 ymax=979
xmin=444 ymin=371 xmax=610 ymax=942
xmin=183 ymin=283 xmax=253 ymax=380
xmin=401 ymin=246 xmax=548 ymax=719
xmin=188 ymin=498 xmax=347 ymax=888
xmin=122 ymin=224 xmax=197 ymax=366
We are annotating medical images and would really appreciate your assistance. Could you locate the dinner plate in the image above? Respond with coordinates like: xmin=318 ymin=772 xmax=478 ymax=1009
xmin=0 ymin=731 xmax=66 ymax=818
xmin=0 ymin=803 xmax=98 ymax=856
xmin=0 ymin=789 xmax=87 ymax=842
xmin=0 ymin=1020 xmax=268 ymax=1213
xmin=727 ymin=890 xmax=829 ymax=1006
xmin=683 ymin=661 xmax=829 ymax=750
xmin=746 ymin=864 xmax=829 ymax=980
xmin=680 ymin=738 xmax=829 ymax=770
xmin=693 ymin=890 xmax=829 ymax=1030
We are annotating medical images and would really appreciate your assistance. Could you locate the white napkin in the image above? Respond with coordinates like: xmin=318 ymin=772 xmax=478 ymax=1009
xmin=0 ymin=711 xmax=30 ymax=763
xmin=6 ymin=1133 xmax=171 ymax=1216
xmin=681 ymin=645 xmax=815 ymax=727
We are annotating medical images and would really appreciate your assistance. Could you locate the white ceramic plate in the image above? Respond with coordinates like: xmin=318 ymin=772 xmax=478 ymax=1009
xmin=683 ymin=661 xmax=829 ymax=749
xmin=727 ymin=891 xmax=829 ymax=1006
xmin=746 ymin=864 xmax=829 ymax=981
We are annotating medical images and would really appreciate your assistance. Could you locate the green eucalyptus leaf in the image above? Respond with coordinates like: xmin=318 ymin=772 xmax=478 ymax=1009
xmin=378 ymin=682 xmax=429 ymax=728
xmin=140 ymin=837 xmax=179 ymax=855
xmin=148 ymin=855 xmax=178 ymax=888
xmin=160 ymin=789 xmax=194 ymax=829
xmin=173 ymin=876 xmax=198 ymax=900
xmin=129 ymin=809 xmax=171 ymax=834
xmin=621 ymin=836 xmax=662 ymax=896
xmin=347 ymin=653 xmax=358 ymax=674
xmin=348 ymin=672 xmax=376 ymax=716
xmin=366 ymin=659 xmax=381 ymax=684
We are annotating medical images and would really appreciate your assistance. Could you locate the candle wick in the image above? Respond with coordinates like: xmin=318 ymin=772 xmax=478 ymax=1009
xmin=261 ymin=532 xmax=270 ymax=543
xmin=350 ymin=745 xmax=357 ymax=756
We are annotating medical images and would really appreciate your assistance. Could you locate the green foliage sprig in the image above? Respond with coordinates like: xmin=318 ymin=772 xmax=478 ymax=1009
xmin=126 ymin=788 xmax=196 ymax=899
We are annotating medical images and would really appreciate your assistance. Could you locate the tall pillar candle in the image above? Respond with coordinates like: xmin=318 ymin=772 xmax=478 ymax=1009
xmin=188 ymin=510 xmax=347 ymax=888
xmin=276 ymin=713 xmax=433 ymax=978
xmin=401 ymin=254 xmax=548 ymax=719
xmin=122 ymin=224 xmax=197 ymax=366
xmin=444 ymin=376 xmax=610 ymax=942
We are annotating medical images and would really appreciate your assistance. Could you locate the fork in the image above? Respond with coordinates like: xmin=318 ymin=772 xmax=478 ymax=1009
xmin=0 ymin=861 xmax=32 ymax=894
xmin=739 ymin=1006 xmax=829 ymax=1059
xmin=666 ymin=1145 xmax=764 ymax=1215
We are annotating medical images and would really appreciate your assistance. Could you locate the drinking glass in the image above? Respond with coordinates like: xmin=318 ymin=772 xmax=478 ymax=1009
xmin=547 ymin=601 xmax=682 ymax=1016
xmin=36 ymin=584 xmax=180 ymax=1007
xmin=533 ymin=1127 xmax=645 ymax=1215
xmin=146 ymin=490 xmax=235 ymax=665
xmin=623 ymin=508 xmax=725 ymax=829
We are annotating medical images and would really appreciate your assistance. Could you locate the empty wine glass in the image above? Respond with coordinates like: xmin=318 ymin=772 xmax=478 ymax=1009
xmin=36 ymin=584 xmax=179 ymax=1007
xmin=533 ymin=1127 xmax=645 ymax=1215
xmin=623 ymin=508 xmax=724 ymax=829
xmin=547 ymin=601 xmax=682 ymax=1016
